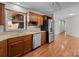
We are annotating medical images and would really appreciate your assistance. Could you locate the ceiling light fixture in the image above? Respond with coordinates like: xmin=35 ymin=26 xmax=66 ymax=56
xmin=17 ymin=3 xmax=20 ymax=5
xmin=69 ymin=14 xmax=73 ymax=16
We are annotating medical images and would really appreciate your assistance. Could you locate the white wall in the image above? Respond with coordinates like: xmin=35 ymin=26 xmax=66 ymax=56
xmin=60 ymin=20 xmax=65 ymax=32
xmin=54 ymin=20 xmax=61 ymax=35
xmin=54 ymin=5 xmax=79 ymax=37
xmin=65 ymin=15 xmax=79 ymax=37
xmin=0 ymin=25 xmax=4 ymax=32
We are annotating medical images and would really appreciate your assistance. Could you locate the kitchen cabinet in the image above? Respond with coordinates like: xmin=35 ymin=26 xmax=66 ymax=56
xmin=7 ymin=34 xmax=33 ymax=57
xmin=0 ymin=3 xmax=5 ymax=25
xmin=41 ymin=31 xmax=46 ymax=45
xmin=23 ymin=35 xmax=32 ymax=54
xmin=0 ymin=40 xmax=7 ymax=57
xmin=40 ymin=16 xmax=43 ymax=25
xmin=43 ymin=15 xmax=52 ymax=20
xmin=8 ymin=38 xmax=23 ymax=57
xmin=27 ymin=12 xmax=43 ymax=26
xmin=12 ymin=14 xmax=24 ymax=29
xmin=29 ymin=12 xmax=37 ymax=22
xmin=8 ymin=37 xmax=22 ymax=44
xmin=13 ymin=14 xmax=24 ymax=21
xmin=37 ymin=15 xmax=43 ymax=26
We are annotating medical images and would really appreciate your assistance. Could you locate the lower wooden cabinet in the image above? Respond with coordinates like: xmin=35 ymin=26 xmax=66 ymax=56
xmin=7 ymin=34 xmax=33 ymax=57
xmin=0 ymin=40 xmax=7 ymax=57
xmin=8 ymin=40 xmax=23 ymax=57
xmin=23 ymin=35 xmax=32 ymax=54
xmin=41 ymin=31 xmax=46 ymax=45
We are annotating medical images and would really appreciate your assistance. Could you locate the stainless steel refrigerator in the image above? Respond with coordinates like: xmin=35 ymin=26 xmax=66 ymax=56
xmin=41 ymin=19 xmax=54 ymax=43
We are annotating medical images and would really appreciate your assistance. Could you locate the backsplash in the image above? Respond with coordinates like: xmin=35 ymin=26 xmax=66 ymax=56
xmin=27 ymin=26 xmax=41 ymax=32
xmin=0 ymin=25 xmax=4 ymax=32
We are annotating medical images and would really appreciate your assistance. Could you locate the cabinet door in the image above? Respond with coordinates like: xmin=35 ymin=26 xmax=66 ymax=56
xmin=0 ymin=40 xmax=7 ymax=57
xmin=41 ymin=32 xmax=46 ymax=45
xmin=37 ymin=15 xmax=41 ymax=26
xmin=31 ymin=13 xmax=37 ymax=22
xmin=8 ymin=41 xmax=23 ymax=57
xmin=37 ymin=15 xmax=43 ymax=26
xmin=23 ymin=36 xmax=32 ymax=54
xmin=29 ymin=13 xmax=35 ymax=21
xmin=40 ymin=16 xmax=43 ymax=25
xmin=0 ymin=3 xmax=5 ymax=25
xmin=34 ymin=14 xmax=38 ymax=22
xmin=31 ymin=13 xmax=34 ymax=21
xmin=29 ymin=12 xmax=32 ymax=21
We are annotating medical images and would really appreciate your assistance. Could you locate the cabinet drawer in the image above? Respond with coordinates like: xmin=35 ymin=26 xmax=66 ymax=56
xmin=7 ymin=36 xmax=23 ymax=43
xmin=22 ymin=35 xmax=32 ymax=39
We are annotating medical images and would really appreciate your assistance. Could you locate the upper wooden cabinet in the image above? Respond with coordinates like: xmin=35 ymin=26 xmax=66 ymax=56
xmin=27 ymin=12 xmax=43 ymax=26
xmin=37 ymin=15 xmax=43 ymax=26
xmin=0 ymin=3 xmax=5 ymax=25
xmin=28 ymin=12 xmax=37 ymax=22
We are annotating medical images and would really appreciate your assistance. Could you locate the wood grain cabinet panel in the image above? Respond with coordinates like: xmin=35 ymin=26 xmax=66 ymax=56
xmin=0 ymin=3 xmax=5 ymax=25
xmin=27 ymin=12 xmax=43 ymax=26
xmin=8 ymin=37 xmax=23 ymax=44
xmin=23 ymin=35 xmax=33 ymax=54
xmin=29 ymin=12 xmax=37 ymax=22
xmin=30 ymin=12 xmax=34 ymax=21
xmin=40 ymin=16 xmax=43 ymax=25
xmin=37 ymin=15 xmax=43 ymax=26
xmin=0 ymin=40 xmax=7 ymax=57
xmin=7 ymin=34 xmax=33 ymax=57
xmin=41 ymin=31 xmax=46 ymax=45
xmin=8 ymin=40 xmax=23 ymax=57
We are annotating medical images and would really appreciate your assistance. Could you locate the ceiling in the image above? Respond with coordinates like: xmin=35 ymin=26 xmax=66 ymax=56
xmin=11 ymin=2 xmax=79 ymax=15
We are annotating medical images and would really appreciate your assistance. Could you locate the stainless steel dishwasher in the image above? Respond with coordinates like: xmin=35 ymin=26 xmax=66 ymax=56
xmin=33 ymin=33 xmax=41 ymax=49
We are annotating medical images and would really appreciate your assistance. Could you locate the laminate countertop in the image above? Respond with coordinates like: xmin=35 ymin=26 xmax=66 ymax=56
xmin=0 ymin=30 xmax=44 ymax=41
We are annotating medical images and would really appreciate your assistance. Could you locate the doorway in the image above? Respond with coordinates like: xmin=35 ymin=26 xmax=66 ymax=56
xmin=60 ymin=20 xmax=66 ymax=35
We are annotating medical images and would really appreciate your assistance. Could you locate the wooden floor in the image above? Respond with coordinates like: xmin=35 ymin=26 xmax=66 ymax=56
xmin=23 ymin=32 xmax=79 ymax=57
